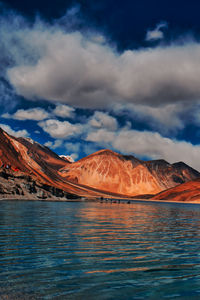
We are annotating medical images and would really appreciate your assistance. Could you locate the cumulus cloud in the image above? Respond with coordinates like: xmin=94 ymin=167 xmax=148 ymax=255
xmin=0 ymin=123 xmax=29 ymax=137
xmin=86 ymin=128 xmax=115 ymax=144
xmin=114 ymin=102 xmax=187 ymax=134
xmin=44 ymin=139 xmax=62 ymax=149
xmin=86 ymin=127 xmax=200 ymax=171
xmin=145 ymin=21 xmax=168 ymax=41
xmin=69 ymin=153 xmax=78 ymax=161
xmin=2 ymin=107 xmax=50 ymax=121
xmin=65 ymin=142 xmax=81 ymax=153
xmin=89 ymin=111 xmax=118 ymax=130
xmin=38 ymin=110 xmax=118 ymax=140
xmin=132 ymin=103 xmax=184 ymax=131
xmin=64 ymin=142 xmax=81 ymax=161
xmin=44 ymin=140 xmax=79 ymax=160
xmin=53 ymin=104 xmax=75 ymax=118
xmin=90 ymin=34 xmax=106 ymax=44
xmin=38 ymin=119 xmax=82 ymax=139
xmin=2 ymin=104 xmax=76 ymax=121
xmin=0 ymin=12 xmax=199 ymax=114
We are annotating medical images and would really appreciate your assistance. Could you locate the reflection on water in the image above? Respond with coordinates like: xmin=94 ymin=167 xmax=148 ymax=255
xmin=0 ymin=201 xmax=200 ymax=299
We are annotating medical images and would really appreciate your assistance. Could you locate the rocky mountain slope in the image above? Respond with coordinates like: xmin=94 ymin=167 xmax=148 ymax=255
xmin=0 ymin=169 xmax=81 ymax=200
xmin=151 ymin=178 xmax=200 ymax=202
xmin=59 ymin=149 xmax=200 ymax=196
xmin=0 ymin=128 xmax=68 ymax=183
xmin=0 ymin=128 xmax=108 ymax=199
xmin=0 ymin=127 xmax=199 ymax=200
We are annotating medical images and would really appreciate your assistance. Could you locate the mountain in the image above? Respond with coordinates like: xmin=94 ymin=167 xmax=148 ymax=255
xmin=145 ymin=160 xmax=199 ymax=189
xmin=0 ymin=127 xmax=199 ymax=200
xmin=0 ymin=128 xmax=67 ymax=184
xmin=59 ymin=149 xmax=200 ymax=196
xmin=0 ymin=128 xmax=112 ymax=199
xmin=151 ymin=178 xmax=200 ymax=202
xmin=0 ymin=170 xmax=81 ymax=201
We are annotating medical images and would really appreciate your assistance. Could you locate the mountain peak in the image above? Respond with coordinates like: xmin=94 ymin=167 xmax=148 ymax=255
xmin=146 ymin=159 xmax=170 ymax=165
xmin=0 ymin=126 xmax=200 ymax=200
xmin=92 ymin=149 xmax=118 ymax=156
xmin=173 ymin=161 xmax=190 ymax=168
xmin=59 ymin=147 xmax=200 ymax=196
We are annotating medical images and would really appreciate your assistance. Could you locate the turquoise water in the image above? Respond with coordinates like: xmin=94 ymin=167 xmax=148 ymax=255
xmin=1 ymin=200 xmax=200 ymax=299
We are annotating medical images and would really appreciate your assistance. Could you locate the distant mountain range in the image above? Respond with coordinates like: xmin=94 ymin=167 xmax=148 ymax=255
xmin=0 ymin=127 xmax=199 ymax=202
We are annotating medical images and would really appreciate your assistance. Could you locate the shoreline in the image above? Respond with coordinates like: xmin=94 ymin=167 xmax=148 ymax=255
xmin=0 ymin=196 xmax=200 ymax=205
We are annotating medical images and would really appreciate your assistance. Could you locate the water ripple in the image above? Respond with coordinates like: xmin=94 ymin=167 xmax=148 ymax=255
xmin=1 ymin=200 xmax=200 ymax=299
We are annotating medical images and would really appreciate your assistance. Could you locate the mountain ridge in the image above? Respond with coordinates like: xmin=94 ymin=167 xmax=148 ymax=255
xmin=0 ymin=127 xmax=199 ymax=201
xmin=59 ymin=147 xmax=200 ymax=196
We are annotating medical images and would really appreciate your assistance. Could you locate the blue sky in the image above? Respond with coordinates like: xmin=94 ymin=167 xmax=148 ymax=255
xmin=1 ymin=0 xmax=200 ymax=169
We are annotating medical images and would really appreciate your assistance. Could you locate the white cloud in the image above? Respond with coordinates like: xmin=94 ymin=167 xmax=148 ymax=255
xmin=0 ymin=14 xmax=199 ymax=114
xmin=53 ymin=104 xmax=75 ymax=118
xmin=69 ymin=153 xmax=78 ymax=161
xmin=38 ymin=111 xmax=118 ymax=141
xmin=38 ymin=119 xmax=82 ymax=139
xmin=65 ymin=142 xmax=81 ymax=153
xmin=86 ymin=128 xmax=115 ymax=144
xmin=132 ymin=103 xmax=184 ymax=131
xmin=89 ymin=111 xmax=118 ymax=130
xmin=90 ymin=34 xmax=106 ymax=44
xmin=44 ymin=140 xmax=79 ymax=160
xmin=2 ymin=107 xmax=49 ymax=121
xmin=0 ymin=123 xmax=29 ymax=138
xmin=114 ymin=102 xmax=186 ymax=134
xmin=2 ymin=104 xmax=76 ymax=122
xmin=44 ymin=139 xmax=62 ymax=149
xmin=145 ymin=21 xmax=168 ymax=41
xmin=64 ymin=142 xmax=81 ymax=161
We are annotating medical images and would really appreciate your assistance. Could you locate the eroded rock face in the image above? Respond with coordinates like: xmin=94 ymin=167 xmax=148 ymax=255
xmin=0 ymin=171 xmax=81 ymax=200
xmin=0 ymin=128 xmax=70 ymax=185
xmin=59 ymin=149 xmax=200 ymax=196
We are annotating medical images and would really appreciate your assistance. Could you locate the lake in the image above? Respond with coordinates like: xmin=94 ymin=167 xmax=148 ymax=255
xmin=0 ymin=200 xmax=200 ymax=299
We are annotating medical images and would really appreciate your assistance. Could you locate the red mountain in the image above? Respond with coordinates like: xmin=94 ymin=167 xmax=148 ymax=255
xmin=151 ymin=178 xmax=200 ymax=202
xmin=0 ymin=128 xmax=67 ymax=183
xmin=0 ymin=127 xmax=199 ymax=200
xmin=0 ymin=128 xmax=108 ymax=198
xmin=59 ymin=149 xmax=200 ymax=196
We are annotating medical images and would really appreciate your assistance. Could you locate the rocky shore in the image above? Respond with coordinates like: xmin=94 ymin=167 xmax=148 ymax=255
xmin=0 ymin=170 xmax=82 ymax=201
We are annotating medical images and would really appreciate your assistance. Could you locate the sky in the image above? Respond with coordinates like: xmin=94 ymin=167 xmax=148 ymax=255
xmin=1 ymin=0 xmax=200 ymax=169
